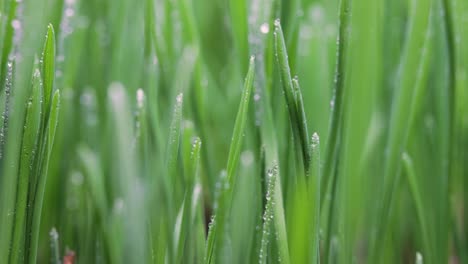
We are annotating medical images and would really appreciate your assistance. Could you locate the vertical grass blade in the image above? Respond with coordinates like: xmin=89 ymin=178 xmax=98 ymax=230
xmin=259 ymin=163 xmax=278 ymax=264
xmin=204 ymin=56 xmax=255 ymax=264
xmin=41 ymin=24 xmax=55 ymax=117
xmin=175 ymin=137 xmax=201 ymax=263
xmin=371 ymin=0 xmax=432 ymax=260
xmin=274 ymin=20 xmax=310 ymax=172
xmin=402 ymin=153 xmax=432 ymax=262
xmin=49 ymin=228 xmax=60 ymax=264
xmin=308 ymin=133 xmax=320 ymax=264
xmin=29 ymin=89 xmax=60 ymax=264
xmin=9 ymin=68 xmax=42 ymax=264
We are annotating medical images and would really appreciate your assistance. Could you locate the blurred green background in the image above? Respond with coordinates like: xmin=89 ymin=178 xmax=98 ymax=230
xmin=1 ymin=0 xmax=467 ymax=263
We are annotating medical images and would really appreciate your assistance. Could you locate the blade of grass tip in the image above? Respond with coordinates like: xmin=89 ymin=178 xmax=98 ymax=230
xmin=165 ymin=92 xmax=183 ymax=262
xmin=416 ymin=252 xmax=423 ymax=264
xmin=274 ymin=19 xmax=309 ymax=172
xmin=77 ymin=145 xmax=108 ymax=222
xmin=176 ymin=137 xmax=201 ymax=264
xmin=371 ymin=0 xmax=432 ymax=260
xmin=204 ymin=56 xmax=255 ymax=264
xmin=292 ymin=77 xmax=310 ymax=171
xmin=49 ymin=228 xmax=60 ymax=264
xmin=259 ymin=164 xmax=278 ymax=264
xmin=41 ymin=24 xmax=55 ymax=119
xmin=402 ymin=153 xmax=432 ymax=262
xmin=320 ymin=0 xmax=351 ymax=209
xmin=9 ymin=68 xmax=42 ymax=264
xmin=308 ymin=133 xmax=320 ymax=264
xmin=28 ymin=89 xmax=60 ymax=264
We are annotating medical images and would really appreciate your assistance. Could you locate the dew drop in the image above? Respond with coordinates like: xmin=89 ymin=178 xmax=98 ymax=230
xmin=260 ymin=23 xmax=269 ymax=34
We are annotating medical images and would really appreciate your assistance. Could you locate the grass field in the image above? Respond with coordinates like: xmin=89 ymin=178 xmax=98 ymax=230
xmin=0 ymin=0 xmax=467 ymax=263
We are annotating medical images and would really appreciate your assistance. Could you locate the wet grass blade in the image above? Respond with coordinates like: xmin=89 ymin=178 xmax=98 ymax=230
xmin=40 ymin=24 xmax=55 ymax=117
xmin=274 ymin=20 xmax=310 ymax=172
xmin=259 ymin=163 xmax=278 ymax=264
xmin=9 ymin=67 xmax=42 ymax=264
xmin=204 ymin=56 xmax=255 ymax=264
xmin=29 ymin=89 xmax=60 ymax=264
xmin=308 ymin=133 xmax=320 ymax=264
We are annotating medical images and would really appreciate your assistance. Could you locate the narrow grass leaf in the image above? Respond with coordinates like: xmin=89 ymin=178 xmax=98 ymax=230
xmin=9 ymin=68 xmax=42 ymax=264
xmin=49 ymin=228 xmax=60 ymax=264
xmin=40 ymin=24 xmax=55 ymax=117
xmin=274 ymin=20 xmax=309 ymax=172
xmin=29 ymin=89 xmax=60 ymax=264
xmin=204 ymin=56 xmax=255 ymax=264
xmin=402 ymin=153 xmax=432 ymax=262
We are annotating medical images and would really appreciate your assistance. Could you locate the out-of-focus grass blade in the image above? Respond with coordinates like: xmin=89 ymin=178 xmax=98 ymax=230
xmin=229 ymin=0 xmax=248 ymax=71
xmin=176 ymin=137 xmax=201 ymax=263
xmin=40 ymin=24 xmax=55 ymax=117
xmin=165 ymin=92 xmax=184 ymax=262
xmin=204 ymin=56 xmax=255 ymax=264
xmin=49 ymin=228 xmax=60 ymax=264
xmin=371 ymin=0 xmax=432 ymax=260
xmin=9 ymin=68 xmax=42 ymax=264
xmin=77 ymin=145 xmax=108 ymax=221
xmin=402 ymin=153 xmax=432 ymax=262
xmin=167 ymin=93 xmax=183 ymax=186
xmin=416 ymin=252 xmax=423 ymax=264
xmin=29 ymin=89 xmax=60 ymax=264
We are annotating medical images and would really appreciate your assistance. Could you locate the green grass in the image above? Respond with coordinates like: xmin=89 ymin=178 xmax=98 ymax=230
xmin=0 ymin=0 xmax=467 ymax=263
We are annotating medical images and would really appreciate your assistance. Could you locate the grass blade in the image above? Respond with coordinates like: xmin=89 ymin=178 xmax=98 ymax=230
xmin=371 ymin=0 xmax=432 ymax=260
xmin=49 ymin=228 xmax=60 ymax=264
xmin=9 ymin=67 xmax=42 ymax=264
xmin=204 ymin=56 xmax=255 ymax=264
xmin=29 ymin=89 xmax=60 ymax=264
xmin=274 ymin=19 xmax=310 ymax=172
xmin=40 ymin=24 xmax=55 ymax=117
xmin=402 ymin=153 xmax=432 ymax=262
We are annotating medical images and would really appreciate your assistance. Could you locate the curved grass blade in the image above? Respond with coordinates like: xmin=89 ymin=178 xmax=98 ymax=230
xmin=9 ymin=68 xmax=42 ymax=264
xmin=204 ymin=56 xmax=255 ymax=264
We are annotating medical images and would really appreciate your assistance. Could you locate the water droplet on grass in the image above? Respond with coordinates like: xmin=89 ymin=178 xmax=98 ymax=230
xmin=260 ymin=23 xmax=269 ymax=34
